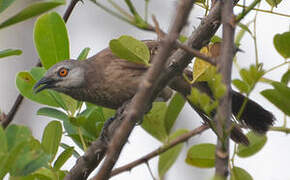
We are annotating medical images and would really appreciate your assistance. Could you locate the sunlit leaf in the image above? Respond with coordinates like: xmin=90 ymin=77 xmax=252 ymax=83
xmin=16 ymin=71 xmax=60 ymax=107
xmin=34 ymin=11 xmax=69 ymax=69
xmin=109 ymin=35 xmax=150 ymax=65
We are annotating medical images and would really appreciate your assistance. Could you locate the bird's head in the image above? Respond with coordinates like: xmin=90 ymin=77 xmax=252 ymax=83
xmin=33 ymin=60 xmax=85 ymax=94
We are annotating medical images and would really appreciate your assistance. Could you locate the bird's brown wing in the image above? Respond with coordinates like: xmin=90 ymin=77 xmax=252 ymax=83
xmin=83 ymin=40 xmax=172 ymax=109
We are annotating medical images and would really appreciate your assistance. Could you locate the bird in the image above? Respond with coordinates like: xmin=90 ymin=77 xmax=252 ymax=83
xmin=33 ymin=40 xmax=274 ymax=145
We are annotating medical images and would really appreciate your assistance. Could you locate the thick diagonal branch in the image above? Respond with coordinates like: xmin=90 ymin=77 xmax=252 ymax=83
xmin=93 ymin=0 xmax=196 ymax=179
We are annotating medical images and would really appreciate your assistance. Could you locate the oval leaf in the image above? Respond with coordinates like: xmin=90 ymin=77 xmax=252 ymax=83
xmin=230 ymin=166 xmax=253 ymax=180
xmin=0 ymin=1 xmax=65 ymax=29
xmin=186 ymin=143 xmax=216 ymax=168
xmin=109 ymin=35 xmax=150 ymax=65
xmin=142 ymin=102 xmax=168 ymax=141
xmin=77 ymin=47 xmax=91 ymax=60
xmin=273 ymin=31 xmax=290 ymax=59
xmin=34 ymin=11 xmax=70 ymax=69
xmin=0 ymin=49 xmax=22 ymax=59
xmin=37 ymin=107 xmax=68 ymax=121
xmin=261 ymin=82 xmax=290 ymax=115
xmin=53 ymin=147 xmax=73 ymax=170
xmin=237 ymin=131 xmax=267 ymax=157
xmin=41 ymin=121 xmax=62 ymax=162
xmin=158 ymin=129 xmax=188 ymax=178
xmin=164 ymin=93 xmax=185 ymax=134
xmin=16 ymin=71 xmax=60 ymax=107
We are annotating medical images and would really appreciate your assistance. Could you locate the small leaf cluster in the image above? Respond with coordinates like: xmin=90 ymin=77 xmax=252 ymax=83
xmin=233 ymin=64 xmax=264 ymax=95
xmin=0 ymin=122 xmax=70 ymax=179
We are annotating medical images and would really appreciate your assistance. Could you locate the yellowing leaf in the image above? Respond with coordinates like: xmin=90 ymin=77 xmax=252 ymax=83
xmin=192 ymin=44 xmax=218 ymax=83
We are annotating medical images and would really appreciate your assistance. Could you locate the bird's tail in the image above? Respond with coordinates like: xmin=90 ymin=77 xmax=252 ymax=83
xmin=231 ymin=91 xmax=275 ymax=133
xmin=169 ymin=76 xmax=275 ymax=145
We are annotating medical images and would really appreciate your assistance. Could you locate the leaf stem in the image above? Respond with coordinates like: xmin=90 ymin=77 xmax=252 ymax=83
xmin=78 ymin=127 xmax=87 ymax=151
xmin=89 ymin=0 xmax=133 ymax=24
xmin=236 ymin=4 xmax=290 ymax=18
xmin=264 ymin=61 xmax=290 ymax=74
xmin=235 ymin=0 xmax=261 ymax=23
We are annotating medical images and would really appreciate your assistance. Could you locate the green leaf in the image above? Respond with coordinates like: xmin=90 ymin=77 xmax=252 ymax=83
xmin=261 ymin=82 xmax=290 ymax=115
xmin=186 ymin=143 xmax=216 ymax=168
xmin=0 ymin=0 xmax=17 ymax=14
xmin=0 ymin=49 xmax=22 ymax=58
xmin=273 ymin=31 xmax=290 ymax=59
xmin=281 ymin=70 xmax=290 ymax=85
xmin=235 ymin=22 xmax=252 ymax=46
xmin=11 ymin=141 xmax=50 ymax=176
xmin=109 ymin=35 xmax=150 ymax=65
xmin=77 ymin=47 xmax=91 ymax=60
xmin=265 ymin=0 xmax=282 ymax=7
xmin=5 ymin=125 xmax=32 ymax=150
xmin=0 ymin=141 xmax=26 ymax=179
xmin=0 ymin=127 xmax=7 ymax=153
xmin=41 ymin=121 xmax=62 ymax=162
xmin=210 ymin=35 xmax=222 ymax=43
xmin=232 ymin=79 xmax=250 ymax=94
xmin=142 ymin=102 xmax=168 ymax=141
xmin=34 ymin=11 xmax=70 ymax=69
xmin=179 ymin=35 xmax=188 ymax=43
xmin=53 ymin=147 xmax=73 ymax=170
xmin=158 ymin=129 xmax=188 ymax=178
xmin=230 ymin=166 xmax=253 ymax=180
xmin=0 ymin=1 xmax=65 ymax=29
xmin=60 ymin=143 xmax=80 ymax=158
xmin=16 ymin=71 xmax=60 ymax=107
xmin=237 ymin=131 xmax=267 ymax=157
xmin=164 ymin=93 xmax=185 ymax=134
xmin=37 ymin=107 xmax=68 ymax=121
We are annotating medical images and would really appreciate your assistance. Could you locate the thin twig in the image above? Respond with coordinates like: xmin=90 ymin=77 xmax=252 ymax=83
xmin=214 ymin=0 xmax=235 ymax=178
xmin=110 ymin=125 xmax=209 ymax=177
xmin=235 ymin=0 xmax=261 ymax=23
xmin=152 ymin=15 xmax=216 ymax=65
xmin=236 ymin=4 xmax=290 ymax=18
xmin=93 ymin=0 xmax=196 ymax=179
xmin=63 ymin=0 xmax=82 ymax=22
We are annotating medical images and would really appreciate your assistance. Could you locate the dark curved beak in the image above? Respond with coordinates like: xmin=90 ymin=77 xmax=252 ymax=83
xmin=33 ymin=77 xmax=56 ymax=94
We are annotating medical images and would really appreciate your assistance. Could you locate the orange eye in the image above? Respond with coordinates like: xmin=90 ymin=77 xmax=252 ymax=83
xmin=58 ymin=68 xmax=69 ymax=77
